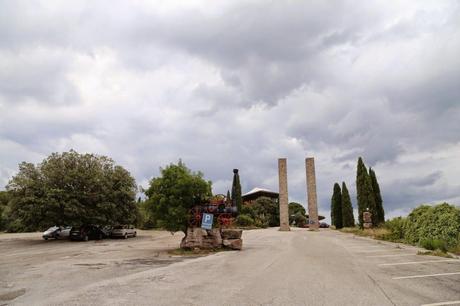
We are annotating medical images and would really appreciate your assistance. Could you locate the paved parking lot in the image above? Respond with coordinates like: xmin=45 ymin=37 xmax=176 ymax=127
xmin=1 ymin=228 xmax=459 ymax=305
xmin=332 ymin=232 xmax=460 ymax=306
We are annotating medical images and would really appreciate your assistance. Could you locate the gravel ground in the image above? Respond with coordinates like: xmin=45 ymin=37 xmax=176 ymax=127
xmin=0 ymin=230 xmax=184 ymax=305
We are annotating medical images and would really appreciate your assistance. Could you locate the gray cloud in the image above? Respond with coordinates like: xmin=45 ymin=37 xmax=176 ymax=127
xmin=1 ymin=0 xmax=459 ymax=223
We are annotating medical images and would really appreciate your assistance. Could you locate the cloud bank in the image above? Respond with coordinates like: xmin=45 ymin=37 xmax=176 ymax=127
xmin=1 ymin=0 xmax=460 ymax=221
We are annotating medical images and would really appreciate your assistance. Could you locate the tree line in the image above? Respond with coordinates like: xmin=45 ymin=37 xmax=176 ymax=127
xmin=331 ymin=157 xmax=385 ymax=229
xmin=0 ymin=151 xmax=221 ymax=233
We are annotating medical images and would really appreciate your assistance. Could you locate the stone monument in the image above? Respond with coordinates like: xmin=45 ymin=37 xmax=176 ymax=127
xmin=306 ymin=157 xmax=319 ymax=230
xmin=278 ymin=158 xmax=290 ymax=231
xmin=363 ymin=211 xmax=373 ymax=229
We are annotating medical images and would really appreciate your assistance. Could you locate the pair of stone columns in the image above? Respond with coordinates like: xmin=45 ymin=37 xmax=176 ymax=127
xmin=278 ymin=158 xmax=319 ymax=231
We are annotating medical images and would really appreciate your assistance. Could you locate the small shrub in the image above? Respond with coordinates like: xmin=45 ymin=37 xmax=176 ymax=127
xmin=382 ymin=217 xmax=406 ymax=241
xmin=236 ymin=214 xmax=255 ymax=227
xmin=420 ymin=238 xmax=448 ymax=252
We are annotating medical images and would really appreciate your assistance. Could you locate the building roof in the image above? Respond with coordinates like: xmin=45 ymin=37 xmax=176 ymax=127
xmin=242 ymin=187 xmax=279 ymax=197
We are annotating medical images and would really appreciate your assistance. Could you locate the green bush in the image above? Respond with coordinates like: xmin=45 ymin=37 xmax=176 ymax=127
xmin=404 ymin=203 xmax=460 ymax=249
xmin=381 ymin=217 xmax=407 ymax=241
xmin=374 ymin=203 xmax=460 ymax=252
xmin=292 ymin=212 xmax=307 ymax=227
xmin=419 ymin=238 xmax=448 ymax=252
xmin=404 ymin=205 xmax=431 ymax=244
xmin=236 ymin=214 xmax=255 ymax=227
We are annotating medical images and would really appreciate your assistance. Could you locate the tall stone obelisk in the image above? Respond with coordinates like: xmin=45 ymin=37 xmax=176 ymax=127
xmin=278 ymin=158 xmax=290 ymax=231
xmin=306 ymin=157 xmax=319 ymax=230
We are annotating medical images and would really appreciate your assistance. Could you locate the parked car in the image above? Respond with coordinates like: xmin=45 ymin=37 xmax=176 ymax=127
xmin=111 ymin=225 xmax=137 ymax=239
xmin=101 ymin=225 xmax=113 ymax=237
xmin=319 ymin=222 xmax=330 ymax=228
xmin=42 ymin=226 xmax=72 ymax=240
xmin=70 ymin=225 xmax=106 ymax=241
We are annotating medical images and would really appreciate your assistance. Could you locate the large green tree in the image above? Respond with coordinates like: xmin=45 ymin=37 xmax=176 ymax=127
xmin=331 ymin=183 xmax=343 ymax=229
xmin=144 ymin=161 xmax=212 ymax=233
xmin=356 ymin=157 xmax=377 ymax=227
xmin=369 ymin=168 xmax=385 ymax=225
xmin=5 ymin=150 xmax=138 ymax=232
xmin=341 ymin=182 xmax=355 ymax=227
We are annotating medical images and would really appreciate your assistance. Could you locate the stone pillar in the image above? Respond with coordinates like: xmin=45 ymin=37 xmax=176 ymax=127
xmin=306 ymin=157 xmax=319 ymax=230
xmin=278 ymin=158 xmax=290 ymax=231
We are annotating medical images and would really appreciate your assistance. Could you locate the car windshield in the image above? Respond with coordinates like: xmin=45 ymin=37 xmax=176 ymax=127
xmin=114 ymin=225 xmax=124 ymax=229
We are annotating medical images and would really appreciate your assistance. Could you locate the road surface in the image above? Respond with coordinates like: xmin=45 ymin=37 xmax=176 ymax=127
xmin=2 ymin=228 xmax=460 ymax=305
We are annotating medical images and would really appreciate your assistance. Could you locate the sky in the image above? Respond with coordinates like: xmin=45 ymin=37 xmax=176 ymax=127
xmin=1 ymin=0 xmax=459 ymax=222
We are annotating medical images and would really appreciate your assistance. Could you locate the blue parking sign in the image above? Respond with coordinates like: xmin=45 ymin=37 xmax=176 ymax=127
xmin=201 ymin=213 xmax=213 ymax=230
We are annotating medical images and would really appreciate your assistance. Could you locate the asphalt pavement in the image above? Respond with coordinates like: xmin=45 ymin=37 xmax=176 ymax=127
xmin=30 ymin=227 xmax=460 ymax=306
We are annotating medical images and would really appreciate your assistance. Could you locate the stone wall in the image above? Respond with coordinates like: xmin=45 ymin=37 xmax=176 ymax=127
xmin=180 ymin=228 xmax=243 ymax=250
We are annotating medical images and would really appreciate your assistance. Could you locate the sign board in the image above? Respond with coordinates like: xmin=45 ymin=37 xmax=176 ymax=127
xmin=201 ymin=213 xmax=213 ymax=230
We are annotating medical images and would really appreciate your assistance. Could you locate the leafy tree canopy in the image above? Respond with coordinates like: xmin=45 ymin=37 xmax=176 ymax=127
xmin=144 ymin=161 xmax=212 ymax=233
xmin=5 ymin=150 xmax=138 ymax=232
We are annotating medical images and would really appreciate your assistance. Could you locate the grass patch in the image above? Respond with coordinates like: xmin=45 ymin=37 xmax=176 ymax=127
xmin=417 ymin=250 xmax=453 ymax=258
xmin=339 ymin=227 xmax=392 ymax=240
xmin=168 ymin=247 xmax=233 ymax=257
xmin=448 ymin=244 xmax=460 ymax=255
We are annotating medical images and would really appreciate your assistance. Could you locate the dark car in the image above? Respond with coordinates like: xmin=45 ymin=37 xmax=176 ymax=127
xmin=70 ymin=225 xmax=106 ymax=241
xmin=319 ymin=222 xmax=330 ymax=228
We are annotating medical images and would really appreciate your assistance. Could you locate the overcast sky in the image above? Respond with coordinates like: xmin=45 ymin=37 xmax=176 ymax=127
xmin=1 ymin=1 xmax=459 ymax=222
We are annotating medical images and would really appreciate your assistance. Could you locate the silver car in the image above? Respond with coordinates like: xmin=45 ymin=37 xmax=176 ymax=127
xmin=111 ymin=225 xmax=137 ymax=239
xmin=42 ymin=226 xmax=72 ymax=240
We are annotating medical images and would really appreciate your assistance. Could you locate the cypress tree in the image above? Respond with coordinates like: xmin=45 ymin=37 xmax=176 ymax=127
xmin=331 ymin=183 xmax=343 ymax=229
xmin=356 ymin=157 xmax=367 ymax=227
xmin=231 ymin=169 xmax=242 ymax=213
xmin=356 ymin=157 xmax=377 ymax=227
xmin=365 ymin=172 xmax=378 ymax=225
xmin=341 ymin=182 xmax=355 ymax=227
xmin=369 ymin=168 xmax=385 ymax=225
xmin=226 ymin=190 xmax=231 ymax=206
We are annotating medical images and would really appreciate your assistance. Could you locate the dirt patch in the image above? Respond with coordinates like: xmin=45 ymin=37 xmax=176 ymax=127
xmin=0 ymin=288 xmax=26 ymax=302
xmin=118 ymin=258 xmax=182 ymax=267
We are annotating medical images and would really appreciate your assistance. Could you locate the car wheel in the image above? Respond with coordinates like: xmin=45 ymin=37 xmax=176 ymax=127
xmin=44 ymin=237 xmax=48 ymax=240
xmin=124 ymin=233 xmax=128 ymax=239
xmin=84 ymin=235 xmax=89 ymax=241
xmin=133 ymin=232 xmax=137 ymax=237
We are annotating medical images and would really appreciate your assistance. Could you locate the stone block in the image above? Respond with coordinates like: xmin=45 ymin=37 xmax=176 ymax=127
xmin=221 ymin=229 xmax=242 ymax=239
xmin=223 ymin=239 xmax=242 ymax=250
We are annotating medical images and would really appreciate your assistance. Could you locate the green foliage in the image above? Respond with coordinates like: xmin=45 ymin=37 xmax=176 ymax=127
xmin=369 ymin=168 xmax=385 ymax=225
xmin=411 ymin=203 xmax=460 ymax=249
xmin=289 ymin=202 xmax=307 ymax=227
xmin=331 ymin=183 xmax=343 ymax=229
xmin=144 ymin=161 xmax=212 ymax=233
xmin=236 ymin=214 xmax=255 ymax=226
xmin=137 ymin=199 xmax=157 ymax=229
xmin=292 ymin=212 xmax=307 ymax=227
xmin=231 ymin=170 xmax=242 ymax=213
xmin=243 ymin=197 xmax=279 ymax=227
xmin=419 ymin=238 xmax=448 ymax=252
xmin=404 ymin=205 xmax=432 ymax=244
xmin=356 ymin=157 xmax=377 ymax=227
xmin=381 ymin=217 xmax=406 ymax=241
xmin=5 ymin=150 xmax=138 ymax=232
xmin=341 ymin=182 xmax=355 ymax=227
xmin=384 ymin=203 xmax=460 ymax=250
xmin=0 ymin=191 xmax=12 ymax=230
xmin=289 ymin=202 xmax=305 ymax=217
